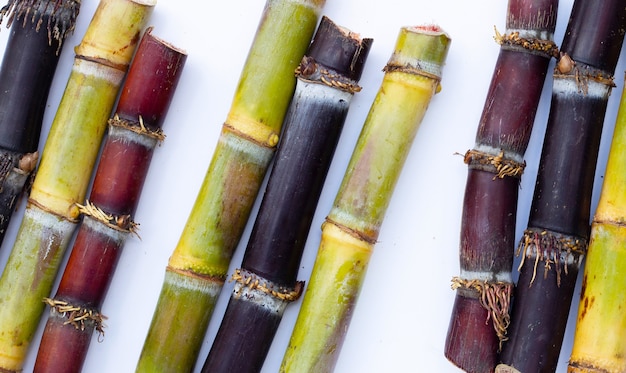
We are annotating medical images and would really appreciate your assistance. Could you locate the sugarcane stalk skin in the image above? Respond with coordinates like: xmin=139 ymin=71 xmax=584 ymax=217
xmin=499 ymin=0 xmax=626 ymax=371
xmin=136 ymin=0 xmax=325 ymax=371
xmin=202 ymin=16 xmax=372 ymax=372
xmin=280 ymin=25 xmax=451 ymax=373
xmin=568 ymin=75 xmax=626 ymax=373
xmin=0 ymin=0 xmax=80 ymax=244
xmin=445 ymin=1 xmax=559 ymax=371
xmin=0 ymin=0 xmax=154 ymax=370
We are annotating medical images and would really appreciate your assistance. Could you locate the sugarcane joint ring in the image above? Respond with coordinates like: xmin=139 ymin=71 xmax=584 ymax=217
xmin=295 ymin=56 xmax=362 ymax=93
xmin=517 ymin=227 xmax=587 ymax=287
xmin=553 ymin=56 xmax=616 ymax=92
xmin=76 ymin=199 xmax=139 ymax=235
xmin=383 ymin=63 xmax=442 ymax=82
xmin=231 ymin=268 xmax=303 ymax=303
xmin=109 ymin=114 xmax=166 ymax=142
xmin=463 ymin=149 xmax=525 ymax=179
xmin=43 ymin=297 xmax=107 ymax=338
xmin=451 ymin=276 xmax=512 ymax=347
xmin=494 ymin=27 xmax=559 ymax=59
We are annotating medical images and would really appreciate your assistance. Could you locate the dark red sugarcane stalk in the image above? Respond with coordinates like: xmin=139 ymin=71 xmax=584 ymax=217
xmin=201 ymin=16 xmax=372 ymax=373
xmin=445 ymin=1 xmax=559 ymax=372
xmin=0 ymin=0 xmax=79 ymax=244
xmin=497 ymin=0 xmax=626 ymax=372
xmin=32 ymin=28 xmax=186 ymax=373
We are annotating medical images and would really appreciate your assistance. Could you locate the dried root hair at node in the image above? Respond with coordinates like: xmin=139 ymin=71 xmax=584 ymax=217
xmin=516 ymin=228 xmax=587 ymax=287
xmin=554 ymin=52 xmax=616 ymax=94
xmin=451 ymin=276 xmax=512 ymax=348
xmin=462 ymin=149 xmax=526 ymax=179
xmin=0 ymin=0 xmax=81 ymax=54
xmin=43 ymin=297 xmax=107 ymax=340
xmin=493 ymin=27 xmax=559 ymax=59
xmin=230 ymin=268 xmax=304 ymax=302
xmin=295 ymin=56 xmax=362 ymax=93
xmin=75 ymin=199 xmax=139 ymax=236
xmin=109 ymin=114 xmax=166 ymax=143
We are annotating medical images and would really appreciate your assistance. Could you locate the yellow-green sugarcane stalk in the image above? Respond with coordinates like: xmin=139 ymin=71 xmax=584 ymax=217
xmin=136 ymin=0 xmax=325 ymax=371
xmin=0 ymin=0 xmax=154 ymax=370
xmin=568 ymin=74 xmax=626 ymax=373
xmin=280 ymin=25 xmax=451 ymax=373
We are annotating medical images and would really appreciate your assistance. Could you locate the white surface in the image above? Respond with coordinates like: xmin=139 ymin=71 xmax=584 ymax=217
xmin=0 ymin=0 xmax=621 ymax=372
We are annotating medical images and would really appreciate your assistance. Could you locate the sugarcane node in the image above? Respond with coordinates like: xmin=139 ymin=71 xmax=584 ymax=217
xmin=109 ymin=114 xmax=166 ymax=142
xmin=42 ymin=297 xmax=107 ymax=338
xmin=75 ymin=199 xmax=139 ymax=236
xmin=463 ymin=149 xmax=526 ymax=179
xmin=383 ymin=62 xmax=442 ymax=82
xmin=493 ymin=26 xmax=559 ymax=59
xmin=516 ymin=228 xmax=587 ymax=287
xmin=324 ymin=217 xmax=377 ymax=245
xmin=165 ymin=265 xmax=228 ymax=284
xmin=450 ymin=276 xmax=512 ymax=348
xmin=554 ymin=56 xmax=616 ymax=95
xmin=295 ymin=55 xmax=362 ymax=93
xmin=0 ymin=0 xmax=80 ymax=54
xmin=17 ymin=151 xmax=38 ymax=173
xmin=231 ymin=268 xmax=303 ymax=302
xmin=27 ymin=197 xmax=80 ymax=223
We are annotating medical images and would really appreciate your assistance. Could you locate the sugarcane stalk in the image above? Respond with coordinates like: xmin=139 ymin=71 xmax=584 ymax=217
xmin=280 ymin=25 xmax=451 ymax=373
xmin=0 ymin=0 xmax=80 ymax=245
xmin=497 ymin=0 xmax=626 ymax=371
xmin=0 ymin=0 xmax=154 ymax=370
xmin=444 ymin=1 xmax=559 ymax=372
xmin=567 ymin=73 xmax=626 ymax=372
xmin=32 ymin=27 xmax=186 ymax=373
xmin=201 ymin=16 xmax=372 ymax=373
xmin=136 ymin=0 xmax=325 ymax=371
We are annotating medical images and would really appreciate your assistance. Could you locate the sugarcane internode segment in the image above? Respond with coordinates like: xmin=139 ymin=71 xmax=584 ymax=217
xmin=554 ymin=53 xmax=616 ymax=95
xmin=517 ymin=227 xmax=587 ymax=287
xmin=75 ymin=199 xmax=138 ymax=235
xmin=295 ymin=56 xmax=362 ymax=93
xmin=43 ymin=297 xmax=107 ymax=339
xmin=463 ymin=149 xmax=526 ymax=180
xmin=493 ymin=27 xmax=559 ymax=59
xmin=451 ymin=276 xmax=512 ymax=348
xmin=109 ymin=114 xmax=166 ymax=142
xmin=0 ymin=0 xmax=81 ymax=53
xmin=231 ymin=268 xmax=304 ymax=303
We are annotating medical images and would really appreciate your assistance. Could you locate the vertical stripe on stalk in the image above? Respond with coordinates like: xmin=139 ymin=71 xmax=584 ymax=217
xmin=202 ymin=17 xmax=372 ymax=372
xmin=281 ymin=25 xmax=450 ymax=373
xmin=137 ymin=1 xmax=325 ymax=371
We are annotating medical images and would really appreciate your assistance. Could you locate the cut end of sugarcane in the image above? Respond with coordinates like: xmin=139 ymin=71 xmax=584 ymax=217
xmin=143 ymin=26 xmax=188 ymax=56
xmin=407 ymin=24 xmax=449 ymax=36
xmin=131 ymin=0 xmax=157 ymax=5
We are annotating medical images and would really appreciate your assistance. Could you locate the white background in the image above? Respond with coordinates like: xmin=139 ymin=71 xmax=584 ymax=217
xmin=0 ymin=0 xmax=621 ymax=371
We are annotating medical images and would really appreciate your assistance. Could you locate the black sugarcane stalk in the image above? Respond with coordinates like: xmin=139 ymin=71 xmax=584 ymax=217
xmin=497 ymin=0 xmax=626 ymax=371
xmin=0 ymin=0 xmax=79 ymax=244
xmin=444 ymin=1 xmax=560 ymax=372
xmin=201 ymin=16 xmax=372 ymax=373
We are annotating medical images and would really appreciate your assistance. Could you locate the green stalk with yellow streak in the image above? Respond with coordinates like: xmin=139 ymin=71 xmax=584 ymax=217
xmin=568 ymin=75 xmax=626 ymax=373
xmin=280 ymin=25 xmax=451 ymax=373
xmin=136 ymin=0 xmax=325 ymax=371
xmin=0 ymin=0 xmax=154 ymax=370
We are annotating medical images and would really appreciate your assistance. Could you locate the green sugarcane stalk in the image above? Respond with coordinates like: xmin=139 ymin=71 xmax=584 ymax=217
xmin=136 ymin=0 xmax=325 ymax=371
xmin=568 ymin=74 xmax=626 ymax=372
xmin=280 ymin=25 xmax=451 ymax=373
xmin=0 ymin=0 xmax=154 ymax=370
